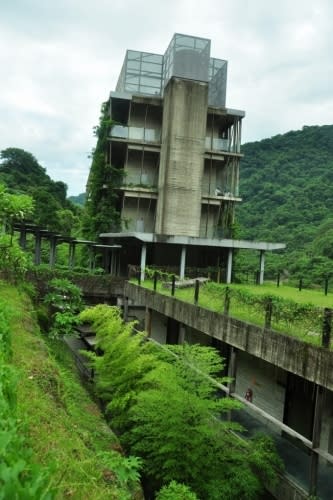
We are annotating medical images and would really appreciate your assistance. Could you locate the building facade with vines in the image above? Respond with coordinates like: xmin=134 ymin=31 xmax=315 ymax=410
xmin=98 ymin=34 xmax=284 ymax=278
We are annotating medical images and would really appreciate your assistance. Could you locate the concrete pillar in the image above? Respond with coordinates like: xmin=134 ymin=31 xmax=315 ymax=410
xmin=19 ymin=228 xmax=27 ymax=249
xmin=123 ymin=296 xmax=129 ymax=322
xmin=68 ymin=243 xmax=76 ymax=269
xmin=180 ymin=245 xmax=186 ymax=280
xmin=34 ymin=232 xmax=41 ymax=265
xmin=259 ymin=250 xmax=265 ymax=285
xmin=140 ymin=244 xmax=147 ymax=282
xmin=310 ymin=385 xmax=324 ymax=496
xmin=226 ymin=248 xmax=233 ymax=284
xmin=155 ymin=78 xmax=208 ymax=237
xmin=145 ymin=307 xmax=152 ymax=337
xmin=49 ymin=237 xmax=57 ymax=267
xmin=88 ymin=246 xmax=94 ymax=271
xmin=228 ymin=347 xmax=237 ymax=394
xmin=179 ymin=324 xmax=186 ymax=344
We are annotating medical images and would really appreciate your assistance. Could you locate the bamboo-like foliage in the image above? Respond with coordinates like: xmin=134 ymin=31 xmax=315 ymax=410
xmin=79 ymin=304 xmax=282 ymax=499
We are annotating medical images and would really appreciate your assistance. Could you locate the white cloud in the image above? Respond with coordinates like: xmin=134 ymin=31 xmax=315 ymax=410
xmin=0 ymin=0 xmax=332 ymax=195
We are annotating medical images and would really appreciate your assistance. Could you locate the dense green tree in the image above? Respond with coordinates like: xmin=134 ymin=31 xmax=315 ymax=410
xmin=0 ymin=148 xmax=79 ymax=233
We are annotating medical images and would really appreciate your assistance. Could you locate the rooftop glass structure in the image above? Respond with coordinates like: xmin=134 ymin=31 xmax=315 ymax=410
xmin=116 ymin=34 xmax=228 ymax=107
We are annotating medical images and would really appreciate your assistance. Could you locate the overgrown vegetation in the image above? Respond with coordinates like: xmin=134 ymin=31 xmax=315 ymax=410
xmin=80 ymin=304 xmax=282 ymax=499
xmin=83 ymin=101 xmax=124 ymax=240
xmin=0 ymin=286 xmax=53 ymax=498
xmin=1 ymin=281 xmax=141 ymax=499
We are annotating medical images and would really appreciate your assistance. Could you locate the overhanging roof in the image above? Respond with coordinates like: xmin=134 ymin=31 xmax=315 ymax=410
xmin=99 ymin=232 xmax=286 ymax=251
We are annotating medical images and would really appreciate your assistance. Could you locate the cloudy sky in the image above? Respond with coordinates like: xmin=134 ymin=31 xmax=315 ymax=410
xmin=1 ymin=0 xmax=332 ymax=195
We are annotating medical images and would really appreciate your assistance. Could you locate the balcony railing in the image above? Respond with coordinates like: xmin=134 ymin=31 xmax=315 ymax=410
xmin=205 ymin=137 xmax=232 ymax=152
xmin=111 ymin=125 xmax=161 ymax=143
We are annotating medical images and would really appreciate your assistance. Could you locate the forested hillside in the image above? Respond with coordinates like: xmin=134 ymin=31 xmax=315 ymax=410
xmin=237 ymin=125 xmax=333 ymax=281
xmin=0 ymin=148 xmax=80 ymax=232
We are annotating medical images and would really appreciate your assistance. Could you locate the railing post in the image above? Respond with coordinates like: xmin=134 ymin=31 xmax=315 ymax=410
xmin=194 ymin=279 xmax=200 ymax=305
xmin=153 ymin=271 xmax=158 ymax=291
xmin=224 ymin=286 xmax=230 ymax=315
xmin=324 ymin=277 xmax=329 ymax=296
xmin=277 ymin=272 xmax=280 ymax=288
xmin=171 ymin=275 xmax=176 ymax=296
xmin=299 ymin=278 xmax=303 ymax=291
xmin=264 ymin=298 xmax=273 ymax=329
xmin=137 ymin=269 xmax=141 ymax=286
xmin=322 ymin=307 xmax=332 ymax=348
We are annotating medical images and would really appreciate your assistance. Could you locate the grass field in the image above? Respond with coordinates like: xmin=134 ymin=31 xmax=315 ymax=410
xmin=137 ymin=279 xmax=333 ymax=347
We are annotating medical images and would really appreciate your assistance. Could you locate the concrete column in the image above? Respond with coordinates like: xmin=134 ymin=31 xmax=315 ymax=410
xmin=179 ymin=324 xmax=186 ymax=344
xmin=68 ymin=243 xmax=76 ymax=269
xmin=259 ymin=250 xmax=265 ymax=285
xmin=49 ymin=237 xmax=57 ymax=267
xmin=228 ymin=347 xmax=237 ymax=394
xmin=19 ymin=228 xmax=27 ymax=249
xmin=310 ymin=385 xmax=324 ymax=496
xmin=123 ymin=296 xmax=129 ymax=322
xmin=140 ymin=244 xmax=147 ymax=282
xmin=34 ymin=232 xmax=41 ymax=265
xmin=110 ymin=251 xmax=115 ymax=275
xmin=145 ymin=307 xmax=152 ymax=337
xmin=179 ymin=245 xmax=186 ymax=280
xmin=226 ymin=248 xmax=233 ymax=284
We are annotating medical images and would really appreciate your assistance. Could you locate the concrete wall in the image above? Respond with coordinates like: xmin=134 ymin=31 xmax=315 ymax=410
xmin=199 ymin=205 xmax=218 ymax=238
xmin=124 ymin=282 xmax=333 ymax=392
xmin=155 ymin=78 xmax=208 ymax=237
xmin=235 ymin=351 xmax=287 ymax=422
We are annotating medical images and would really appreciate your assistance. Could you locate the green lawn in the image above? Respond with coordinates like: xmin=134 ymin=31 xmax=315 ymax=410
xmin=137 ymin=279 xmax=332 ymax=348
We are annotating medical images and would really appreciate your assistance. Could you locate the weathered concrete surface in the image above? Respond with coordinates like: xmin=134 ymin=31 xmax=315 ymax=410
xmin=155 ymin=77 xmax=208 ymax=237
xmin=125 ymin=282 xmax=333 ymax=391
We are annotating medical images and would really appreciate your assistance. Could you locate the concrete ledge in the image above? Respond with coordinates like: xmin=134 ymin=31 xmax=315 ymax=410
xmin=124 ymin=283 xmax=333 ymax=391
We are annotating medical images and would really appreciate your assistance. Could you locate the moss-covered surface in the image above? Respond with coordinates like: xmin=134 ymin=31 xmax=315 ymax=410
xmin=1 ymin=281 xmax=140 ymax=499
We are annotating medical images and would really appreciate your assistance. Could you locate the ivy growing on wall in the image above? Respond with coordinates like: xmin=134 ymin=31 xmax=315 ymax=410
xmin=83 ymin=101 xmax=124 ymax=240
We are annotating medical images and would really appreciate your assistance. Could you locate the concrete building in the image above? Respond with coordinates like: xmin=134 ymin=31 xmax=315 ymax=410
xmin=98 ymin=34 xmax=285 ymax=279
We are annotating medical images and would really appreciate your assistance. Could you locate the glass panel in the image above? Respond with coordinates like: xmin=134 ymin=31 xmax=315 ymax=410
xmin=111 ymin=125 xmax=128 ymax=139
xmin=127 ymin=60 xmax=140 ymax=70
xmin=144 ymin=129 xmax=161 ymax=142
xmin=126 ymin=74 xmax=140 ymax=84
xmin=141 ymin=62 xmax=162 ymax=73
xmin=175 ymin=35 xmax=195 ymax=48
xmin=125 ymin=83 xmax=139 ymax=91
xmin=142 ymin=54 xmax=163 ymax=64
xmin=140 ymin=76 xmax=161 ymax=87
xmin=127 ymin=50 xmax=141 ymax=60
xmin=129 ymin=127 xmax=144 ymax=140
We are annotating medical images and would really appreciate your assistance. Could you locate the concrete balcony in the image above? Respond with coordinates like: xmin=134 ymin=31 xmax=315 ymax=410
xmin=205 ymin=136 xmax=242 ymax=155
xmin=119 ymin=185 xmax=158 ymax=199
xmin=110 ymin=125 xmax=161 ymax=144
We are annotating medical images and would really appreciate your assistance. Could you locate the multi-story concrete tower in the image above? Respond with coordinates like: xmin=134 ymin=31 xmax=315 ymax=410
xmin=100 ymin=34 xmax=284 ymax=279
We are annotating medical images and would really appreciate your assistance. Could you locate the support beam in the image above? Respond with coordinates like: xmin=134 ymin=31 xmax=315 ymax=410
xmin=179 ymin=245 xmax=186 ymax=280
xmin=226 ymin=248 xmax=233 ymax=284
xmin=145 ymin=307 xmax=152 ymax=337
xmin=310 ymin=385 xmax=324 ymax=496
xmin=49 ymin=237 xmax=57 ymax=267
xmin=68 ymin=243 xmax=76 ymax=269
xmin=259 ymin=250 xmax=265 ymax=285
xmin=34 ymin=232 xmax=42 ymax=265
xmin=19 ymin=228 xmax=27 ymax=249
xmin=140 ymin=244 xmax=147 ymax=282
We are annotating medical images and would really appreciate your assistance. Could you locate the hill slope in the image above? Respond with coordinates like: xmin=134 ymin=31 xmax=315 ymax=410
xmin=236 ymin=125 xmax=333 ymax=279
